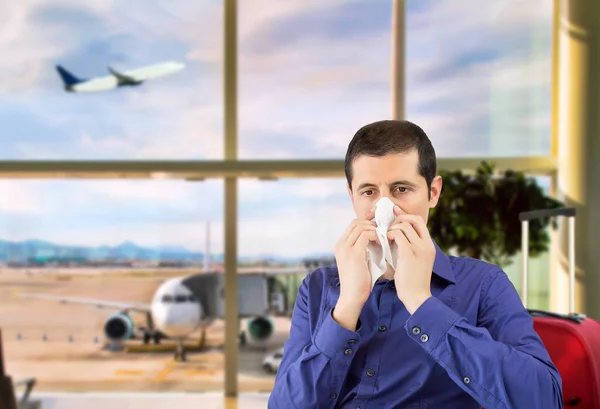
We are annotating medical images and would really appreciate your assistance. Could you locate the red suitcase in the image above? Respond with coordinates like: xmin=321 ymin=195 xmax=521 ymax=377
xmin=521 ymin=208 xmax=600 ymax=408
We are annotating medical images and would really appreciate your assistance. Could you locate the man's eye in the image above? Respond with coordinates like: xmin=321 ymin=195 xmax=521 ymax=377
xmin=362 ymin=190 xmax=373 ymax=196
xmin=396 ymin=187 xmax=408 ymax=193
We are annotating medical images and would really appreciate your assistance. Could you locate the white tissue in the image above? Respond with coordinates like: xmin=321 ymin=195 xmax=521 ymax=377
xmin=366 ymin=197 xmax=398 ymax=288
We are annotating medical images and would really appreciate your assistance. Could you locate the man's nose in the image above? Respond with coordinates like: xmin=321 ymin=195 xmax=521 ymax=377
xmin=379 ymin=194 xmax=395 ymax=204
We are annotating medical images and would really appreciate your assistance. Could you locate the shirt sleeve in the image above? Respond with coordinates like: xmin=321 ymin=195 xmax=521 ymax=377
xmin=404 ymin=269 xmax=564 ymax=409
xmin=268 ymin=273 xmax=361 ymax=409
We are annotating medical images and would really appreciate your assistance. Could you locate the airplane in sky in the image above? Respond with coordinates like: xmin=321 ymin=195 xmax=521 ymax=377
xmin=55 ymin=61 xmax=185 ymax=92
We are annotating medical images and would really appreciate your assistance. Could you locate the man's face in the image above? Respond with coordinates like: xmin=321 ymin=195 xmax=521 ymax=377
xmin=346 ymin=149 xmax=442 ymax=223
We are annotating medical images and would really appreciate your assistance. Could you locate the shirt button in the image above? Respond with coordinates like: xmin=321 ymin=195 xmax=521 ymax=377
xmin=420 ymin=334 xmax=429 ymax=342
xmin=366 ymin=369 xmax=375 ymax=377
xmin=329 ymin=393 xmax=337 ymax=399
xmin=344 ymin=348 xmax=352 ymax=356
xmin=378 ymin=325 xmax=387 ymax=332
xmin=348 ymin=339 xmax=356 ymax=345
xmin=463 ymin=376 xmax=471 ymax=384
xmin=412 ymin=326 xmax=421 ymax=335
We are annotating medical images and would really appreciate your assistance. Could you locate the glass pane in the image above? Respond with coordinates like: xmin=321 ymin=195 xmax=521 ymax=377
xmin=503 ymin=175 xmax=553 ymax=309
xmin=0 ymin=2 xmax=222 ymax=160
xmin=406 ymin=0 xmax=553 ymax=157
xmin=238 ymin=1 xmax=552 ymax=160
xmin=238 ymin=175 xmax=555 ymax=394
xmin=241 ymin=175 xmax=552 ymax=282
xmin=1 ymin=179 xmax=224 ymax=392
xmin=237 ymin=178 xmax=351 ymax=389
xmin=238 ymin=1 xmax=391 ymax=159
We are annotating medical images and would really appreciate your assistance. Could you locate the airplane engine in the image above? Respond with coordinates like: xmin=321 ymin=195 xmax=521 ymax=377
xmin=246 ymin=316 xmax=274 ymax=342
xmin=103 ymin=312 xmax=134 ymax=342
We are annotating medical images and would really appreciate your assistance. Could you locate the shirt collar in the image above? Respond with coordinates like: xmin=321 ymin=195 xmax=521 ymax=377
xmin=432 ymin=239 xmax=455 ymax=284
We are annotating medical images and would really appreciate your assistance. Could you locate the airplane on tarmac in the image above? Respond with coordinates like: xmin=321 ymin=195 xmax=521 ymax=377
xmin=55 ymin=61 xmax=185 ymax=92
xmin=18 ymin=270 xmax=293 ymax=362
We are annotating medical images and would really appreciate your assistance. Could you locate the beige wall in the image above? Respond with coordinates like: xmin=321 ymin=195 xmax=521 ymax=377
xmin=553 ymin=0 xmax=600 ymax=319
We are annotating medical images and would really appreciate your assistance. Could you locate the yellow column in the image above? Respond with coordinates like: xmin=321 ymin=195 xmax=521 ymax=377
xmin=391 ymin=0 xmax=405 ymax=120
xmin=224 ymin=0 xmax=239 ymax=396
xmin=553 ymin=0 xmax=600 ymax=319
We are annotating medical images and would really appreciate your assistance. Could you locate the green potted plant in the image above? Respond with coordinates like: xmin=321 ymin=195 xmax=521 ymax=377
xmin=428 ymin=161 xmax=563 ymax=268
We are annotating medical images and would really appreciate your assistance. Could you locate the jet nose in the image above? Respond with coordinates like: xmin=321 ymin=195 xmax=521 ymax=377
xmin=156 ymin=309 xmax=179 ymax=328
xmin=152 ymin=303 xmax=199 ymax=337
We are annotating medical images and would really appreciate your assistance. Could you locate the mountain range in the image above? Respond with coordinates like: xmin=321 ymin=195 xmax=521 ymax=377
xmin=0 ymin=239 xmax=211 ymax=263
xmin=0 ymin=239 xmax=331 ymax=264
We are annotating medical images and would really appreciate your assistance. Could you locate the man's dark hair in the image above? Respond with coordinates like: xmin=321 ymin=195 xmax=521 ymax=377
xmin=344 ymin=120 xmax=437 ymax=194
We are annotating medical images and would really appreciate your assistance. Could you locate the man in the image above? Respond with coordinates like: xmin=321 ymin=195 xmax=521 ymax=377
xmin=268 ymin=120 xmax=563 ymax=409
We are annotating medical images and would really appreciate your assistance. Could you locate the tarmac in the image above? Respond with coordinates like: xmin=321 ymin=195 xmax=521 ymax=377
xmin=0 ymin=268 xmax=290 ymax=394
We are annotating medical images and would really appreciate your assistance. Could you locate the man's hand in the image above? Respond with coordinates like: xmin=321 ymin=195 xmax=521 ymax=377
xmin=387 ymin=206 xmax=435 ymax=314
xmin=332 ymin=209 xmax=380 ymax=330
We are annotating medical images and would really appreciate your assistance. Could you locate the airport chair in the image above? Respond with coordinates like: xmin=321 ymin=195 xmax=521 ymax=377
xmin=13 ymin=378 xmax=41 ymax=409
xmin=0 ymin=330 xmax=17 ymax=409
xmin=0 ymin=330 xmax=40 ymax=409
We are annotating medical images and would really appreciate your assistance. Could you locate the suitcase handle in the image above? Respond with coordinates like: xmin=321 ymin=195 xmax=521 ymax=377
xmin=520 ymin=207 xmax=576 ymax=313
xmin=519 ymin=208 xmax=576 ymax=221
xmin=527 ymin=309 xmax=586 ymax=324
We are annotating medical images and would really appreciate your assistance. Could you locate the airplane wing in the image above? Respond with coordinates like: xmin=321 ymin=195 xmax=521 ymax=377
xmin=108 ymin=66 xmax=138 ymax=83
xmin=18 ymin=292 xmax=151 ymax=313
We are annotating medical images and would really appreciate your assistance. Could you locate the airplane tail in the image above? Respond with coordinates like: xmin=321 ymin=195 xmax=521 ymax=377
xmin=55 ymin=65 xmax=84 ymax=86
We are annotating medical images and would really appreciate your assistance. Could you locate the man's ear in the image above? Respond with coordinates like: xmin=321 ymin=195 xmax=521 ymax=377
xmin=428 ymin=175 xmax=443 ymax=208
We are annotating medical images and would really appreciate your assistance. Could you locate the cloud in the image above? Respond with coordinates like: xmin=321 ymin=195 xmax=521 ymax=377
xmin=0 ymin=0 xmax=73 ymax=94
xmin=238 ymin=178 xmax=348 ymax=219
xmin=241 ymin=0 xmax=390 ymax=55
xmin=0 ymin=181 xmax=44 ymax=215
xmin=238 ymin=201 xmax=354 ymax=258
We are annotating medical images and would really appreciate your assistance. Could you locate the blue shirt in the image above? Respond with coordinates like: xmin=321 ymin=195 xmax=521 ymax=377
xmin=268 ymin=243 xmax=563 ymax=409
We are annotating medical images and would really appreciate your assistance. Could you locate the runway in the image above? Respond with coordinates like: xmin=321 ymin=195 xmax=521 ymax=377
xmin=29 ymin=392 xmax=270 ymax=409
xmin=3 ymin=320 xmax=285 ymax=393
xmin=0 ymin=268 xmax=290 ymax=393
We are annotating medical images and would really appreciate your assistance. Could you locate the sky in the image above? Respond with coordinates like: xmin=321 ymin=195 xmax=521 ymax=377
xmin=0 ymin=0 xmax=553 ymax=258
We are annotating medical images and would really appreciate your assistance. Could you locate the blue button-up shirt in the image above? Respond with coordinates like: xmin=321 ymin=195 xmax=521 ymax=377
xmin=268 ymin=243 xmax=563 ymax=408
